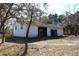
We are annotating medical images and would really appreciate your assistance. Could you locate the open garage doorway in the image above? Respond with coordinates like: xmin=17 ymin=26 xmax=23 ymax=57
xmin=38 ymin=27 xmax=47 ymax=38
xmin=51 ymin=29 xmax=57 ymax=37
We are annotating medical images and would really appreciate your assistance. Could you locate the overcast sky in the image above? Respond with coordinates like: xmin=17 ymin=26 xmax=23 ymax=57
xmin=47 ymin=3 xmax=79 ymax=15
xmin=36 ymin=0 xmax=79 ymax=15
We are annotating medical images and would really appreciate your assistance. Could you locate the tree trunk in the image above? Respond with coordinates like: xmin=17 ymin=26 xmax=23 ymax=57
xmin=21 ymin=11 xmax=33 ymax=56
xmin=26 ymin=11 xmax=33 ymax=38
xmin=1 ymin=23 xmax=5 ymax=43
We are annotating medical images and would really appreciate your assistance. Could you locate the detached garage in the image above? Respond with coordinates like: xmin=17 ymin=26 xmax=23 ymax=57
xmin=13 ymin=21 xmax=63 ymax=38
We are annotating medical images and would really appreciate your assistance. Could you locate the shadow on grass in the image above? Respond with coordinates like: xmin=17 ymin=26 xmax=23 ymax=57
xmin=5 ymin=36 xmax=67 ymax=44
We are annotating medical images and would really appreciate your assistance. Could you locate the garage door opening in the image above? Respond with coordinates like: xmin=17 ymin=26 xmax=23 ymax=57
xmin=51 ymin=29 xmax=57 ymax=37
xmin=38 ymin=27 xmax=47 ymax=38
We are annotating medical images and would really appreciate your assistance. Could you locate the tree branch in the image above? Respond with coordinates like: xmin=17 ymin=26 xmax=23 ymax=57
xmin=0 ymin=3 xmax=13 ymax=30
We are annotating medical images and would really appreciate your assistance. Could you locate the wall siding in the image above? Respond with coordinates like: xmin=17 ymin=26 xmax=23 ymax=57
xmin=28 ymin=26 xmax=38 ymax=38
xmin=13 ymin=23 xmax=63 ymax=38
xmin=57 ymin=29 xmax=63 ymax=36
xmin=13 ymin=23 xmax=38 ymax=38
xmin=47 ymin=28 xmax=51 ymax=37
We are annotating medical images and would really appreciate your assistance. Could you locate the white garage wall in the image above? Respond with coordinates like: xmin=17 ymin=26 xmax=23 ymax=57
xmin=28 ymin=26 xmax=38 ymax=38
xmin=13 ymin=23 xmax=63 ymax=38
xmin=57 ymin=29 xmax=63 ymax=36
xmin=47 ymin=28 xmax=51 ymax=37
xmin=13 ymin=23 xmax=27 ymax=37
xmin=13 ymin=23 xmax=38 ymax=38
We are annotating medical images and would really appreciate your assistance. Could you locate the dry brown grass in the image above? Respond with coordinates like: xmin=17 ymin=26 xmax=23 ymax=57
xmin=0 ymin=35 xmax=79 ymax=56
xmin=27 ymin=44 xmax=79 ymax=56
xmin=0 ymin=40 xmax=25 ymax=56
xmin=27 ymin=35 xmax=79 ymax=56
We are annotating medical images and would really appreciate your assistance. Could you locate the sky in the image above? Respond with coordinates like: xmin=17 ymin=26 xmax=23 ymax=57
xmin=47 ymin=3 xmax=79 ymax=15
xmin=37 ymin=0 xmax=79 ymax=15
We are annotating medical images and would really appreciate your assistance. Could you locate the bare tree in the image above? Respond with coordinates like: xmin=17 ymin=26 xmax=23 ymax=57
xmin=0 ymin=3 xmax=13 ymax=43
xmin=21 ymin=3 xmax=48 ymax=55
